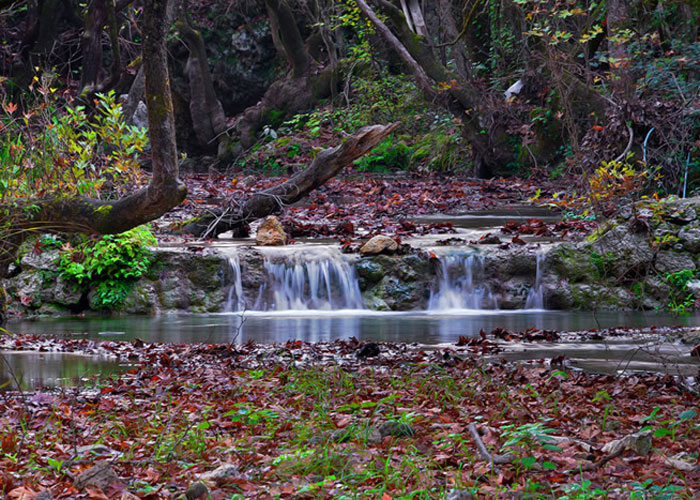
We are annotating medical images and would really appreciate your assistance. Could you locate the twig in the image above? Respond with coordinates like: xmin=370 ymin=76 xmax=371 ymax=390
xmin=467 ymin=422 xmax=514 ymax=466
xmin=613 ymin=122 xmax=634 ymax=163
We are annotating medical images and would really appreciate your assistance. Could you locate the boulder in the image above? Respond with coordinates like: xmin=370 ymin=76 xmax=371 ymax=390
xmin=360 ymin=235 xmax=398 ymax=255
xmin=255 ymin=216 xmax=288 ymax=246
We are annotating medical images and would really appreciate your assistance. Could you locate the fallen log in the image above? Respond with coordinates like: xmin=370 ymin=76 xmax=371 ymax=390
xmin=179 ymin=122 xmax=400 ymax=238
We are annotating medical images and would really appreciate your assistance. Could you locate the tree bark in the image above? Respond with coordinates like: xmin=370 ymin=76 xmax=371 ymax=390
xmin=80 ymin=0 xmax=109 ymax=94
xmin=0 ymin=0 xmax=186 ymax=281
xmin=356 ymin=0 xmax=509 ymax=177
xmin=177 ymin=9 xmax=227 ymax=150
xmin=265 ymin=0 xmax=311 ymax=79
xmin=180 ymin=122 xmax=400 ymax=238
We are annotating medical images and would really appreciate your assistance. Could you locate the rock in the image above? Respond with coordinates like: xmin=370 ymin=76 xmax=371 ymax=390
xmin=679 ymin=226 xmax=700 ymax=253
xmin=186 ymin=481 xmax=210 ymax=500
xmin=199 ymin=464 xmax=240 ymax=487
xmin=601 ymin=429 xmax=652 ymax=456
xmin=35 ymin=492 xmax=54 ymax=500
xmin=130 ymin=100 xmax=149 ymax=129
xmin=331 ymin=427 xmax=355 ymax=443
xmin=74 ymin=461 xmax=119 ymax=490
xmin=75 ymin=444 xmax=120 ymax=459
xmin=654 ymin=251 xmax=696 ymax=274
xmin=356 ymin=342 xmax=380 ymax=358
xmin=355 ymin=259 xmax=384 ymax=283
xmin=360 ymin=235 xmax=398 ymax=255
xmin=378 ymin=420 xmax=415 ymax=438
xmin=447 ymin=490 xmax=477 ymax=500
xmin=255 ymin=216 xmax=288 ymax=246
xmin=361 ymin=427 xmax=383 ymax=445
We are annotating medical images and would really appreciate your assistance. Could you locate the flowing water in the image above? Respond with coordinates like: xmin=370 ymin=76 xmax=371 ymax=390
xmin=4 ymin=207 xmax=698 ymax=390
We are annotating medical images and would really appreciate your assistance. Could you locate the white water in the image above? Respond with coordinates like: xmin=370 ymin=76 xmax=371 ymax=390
xmin=427 ymin=253 xmax=498 ymax=310
xmin=224 ymin=254 xmax=245 ymax=312
xmin=225 ymin=246 xmax=363 ymax=311
xmin=525 ymin=252 xmax=545 ymax=309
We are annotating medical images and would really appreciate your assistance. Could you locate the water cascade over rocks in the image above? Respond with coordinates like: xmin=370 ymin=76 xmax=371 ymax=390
xmin=427 ymin=253 xmax=499 ymax=310
xmin=225 ymin=246 xmax=364 ymax=311
xmin=524 ymin=252 xmax=545 ymax=309
xmin=223 ymin=246 xmax=547 ymax=312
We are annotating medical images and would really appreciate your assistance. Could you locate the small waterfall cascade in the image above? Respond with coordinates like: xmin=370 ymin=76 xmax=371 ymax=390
xmin=428 ymin=253 xmax=498 ymax=310
xmin=224 ymin=246 xmax=363 ymax=311
xmin=225 ymin=254 xmax=246 ymax=312
xmin=525 ymin=252 xmax=545 ymax=309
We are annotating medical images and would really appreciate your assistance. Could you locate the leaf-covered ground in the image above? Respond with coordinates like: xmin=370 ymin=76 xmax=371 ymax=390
xmin=159 ymin=174 xmax=590 ymax=242
xmin=1 ymin=332 xmax=698 ymax=499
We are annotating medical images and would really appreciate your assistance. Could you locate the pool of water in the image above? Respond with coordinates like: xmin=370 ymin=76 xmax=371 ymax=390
xmin=6 ymin=309 xmax=700 ymax=345
xmin=0 ymin=350 xmax=126 ymax=392
xmin=4 ymin=310 xmax=699 ymax=390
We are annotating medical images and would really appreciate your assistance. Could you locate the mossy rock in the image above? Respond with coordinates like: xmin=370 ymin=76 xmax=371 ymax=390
xmin=355 ymin=259 xmax=384 ymax=284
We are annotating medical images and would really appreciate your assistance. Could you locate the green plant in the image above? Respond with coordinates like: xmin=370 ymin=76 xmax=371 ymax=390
xmin=628 ymin=478 xmax=684 ymax=500
xmin=500 ymin=419 xmax=561 ymax=470
xmin=664 ymin=269 xmax=696 ymax=313
xmin=0 ymin=84 xmax=147 ymax=202
xmin=592 ymin=390 xmax=614 ymax=431
xmin=591 ymin=251 xmax=616 ymax=279
xmin=557 ymin=479 xmax=607 ymax=500
xmin=58 ymin=225 xmax=157 ymax=309
xmin=354 ymin=137 xmax=412 ymax=173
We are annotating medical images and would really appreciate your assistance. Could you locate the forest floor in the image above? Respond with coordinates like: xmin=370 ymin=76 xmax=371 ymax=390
xmin=155 ymin=173 xmax=596 ymax=244
xmin=0 ymin=330 xmax=698 ymax=499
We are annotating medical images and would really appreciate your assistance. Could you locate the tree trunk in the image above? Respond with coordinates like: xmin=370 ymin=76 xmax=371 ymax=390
xmin=80 ymin=0 xmax=109 ymax=94
xmin=177 ymin=10 xmax=227 ymax=150
xmin=180 ymin=123 xmax=400 ymax=238
xmin=355 ymin=0 xmax=512 ymax=177
xmin=0 ymin=0 xmax=186 ymax=280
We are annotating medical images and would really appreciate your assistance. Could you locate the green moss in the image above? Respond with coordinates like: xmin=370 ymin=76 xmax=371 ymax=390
xmin=93 ymin=204 xmax=113 ymax=215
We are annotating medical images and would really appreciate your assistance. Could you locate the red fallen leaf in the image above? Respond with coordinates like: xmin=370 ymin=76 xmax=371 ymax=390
xmin=382 ymin=494 xmax=393 ymax=500
xmin=8 ymin=487 xmax=36 ymax=500
xmin=456 ymin=335 xmax=471 ymax=346
xmin=511 ymin=235 xmax=526 ymax=245
xmin=690 ymin=344 xmax=700 ymax=357
xmin=86 ymin=487 xmax=110 ymax=500
xmin=592 ymin=125 xmax=604 ymax=131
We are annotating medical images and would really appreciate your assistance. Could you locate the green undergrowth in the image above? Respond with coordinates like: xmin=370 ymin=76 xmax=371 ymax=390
xmin=58 ymin=225 xmax=156 ymax=309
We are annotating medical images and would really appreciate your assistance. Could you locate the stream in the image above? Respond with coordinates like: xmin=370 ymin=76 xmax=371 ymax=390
xmin=4 ymin=310 xmax=700 ymax=391
xmin=3 ymin=207 xmax=699 ymax=391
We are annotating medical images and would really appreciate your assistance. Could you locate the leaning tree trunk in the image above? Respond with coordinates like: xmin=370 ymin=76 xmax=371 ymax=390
xmin=180 ymin=122 xmax=400 ymax=238
xmin=0 ymin=0 xmax=187 ymax=322
xmin=355 ymin=0 xmax=512 ymax=177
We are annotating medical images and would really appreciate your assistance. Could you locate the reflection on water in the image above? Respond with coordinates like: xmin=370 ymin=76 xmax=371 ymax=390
xmin=4 ymin=310 xmax=700 ymax=387
xmin=0 ymin=351 xmax=125 ymax=392
xmin=7 ymin=309 xmax=700 ymax=345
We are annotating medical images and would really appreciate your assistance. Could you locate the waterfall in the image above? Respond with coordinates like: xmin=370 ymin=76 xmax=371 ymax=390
xmin=225 ymin=246 xmax=363 ymax=312
xmin=225 ymin=254 xmax=246 ymax=312
xmin=525 ymin=252 xmax=545 ymax=309
xmin=428 ymin=253 xmax=498 ymax=310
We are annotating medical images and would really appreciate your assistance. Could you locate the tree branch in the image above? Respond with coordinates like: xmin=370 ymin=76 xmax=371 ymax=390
xmin=180 ymin=122 xmax=401 ymax=237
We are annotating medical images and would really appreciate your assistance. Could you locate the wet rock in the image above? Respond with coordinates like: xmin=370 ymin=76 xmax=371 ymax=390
xmin=186 ymin=481 xmax=210 ymax=500
xmin=74 ymin=461 xmax=119 ymax=490
xmin=378 ymin=420 xmax=415 ymax=438
xmin=355 ymin=259 xmax=384 ymax=283
xmin=199 ymin=464 xmax=240 ymax=486
xmin=256 ymin=216 xmax=288 ymax=246
xmin=592 ymin=224 xmax=654 ymax=276
xmin=360 ymin=235 xmax=398 ymax=255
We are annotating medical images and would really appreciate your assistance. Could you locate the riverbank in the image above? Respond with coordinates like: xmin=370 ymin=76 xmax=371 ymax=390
xmin=0 ymin=332 xmax=698 ymax=499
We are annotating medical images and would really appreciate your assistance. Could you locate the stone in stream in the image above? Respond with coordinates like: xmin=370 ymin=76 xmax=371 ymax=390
xmin=360 ymin=235 xmax=398 ymax=255
xmin=255 ymin=216 xmax=288 ymax=246
xmin=356 ymin=342 xmax=380 ymax=358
